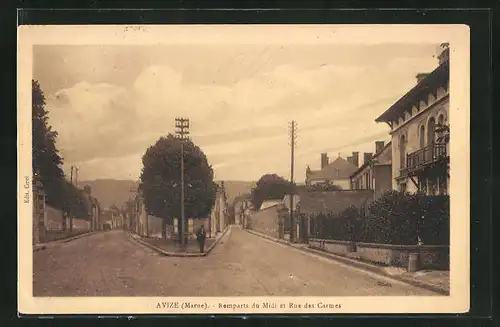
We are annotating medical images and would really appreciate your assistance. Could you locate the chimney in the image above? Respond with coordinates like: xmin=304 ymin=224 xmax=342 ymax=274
xmin=416 ymin=73 xmax=429 ymax=83
xmin=375 ymin=141 xmax=385 ymax=154
xmin=352 ymin=152 xmax=359 ymax=167
xmin=321 ymin=153 xmax=329 ymax=169
xmin=364 ymin=152 xmax=373 ymax=165
xmin=346 ymin=156 xmax=353 ymax=165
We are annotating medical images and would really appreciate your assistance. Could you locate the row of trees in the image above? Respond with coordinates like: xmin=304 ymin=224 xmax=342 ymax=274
xmin=32 ymin=80 xmax=90 ymax=218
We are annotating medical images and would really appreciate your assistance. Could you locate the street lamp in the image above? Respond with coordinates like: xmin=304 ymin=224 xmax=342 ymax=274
xmin=175 ymin=117 xmax=190 ymax=248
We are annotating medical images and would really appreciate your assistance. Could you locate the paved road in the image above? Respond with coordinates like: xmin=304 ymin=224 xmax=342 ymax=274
xmin=33 ymin=227 xmax=439 ymax=296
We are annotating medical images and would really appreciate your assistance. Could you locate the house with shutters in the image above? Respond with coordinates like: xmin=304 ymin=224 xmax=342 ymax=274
xmin=375 ymin=44 xmax=450 ymax=195
xmin=305 ymin=152 xmax=359 ymax=189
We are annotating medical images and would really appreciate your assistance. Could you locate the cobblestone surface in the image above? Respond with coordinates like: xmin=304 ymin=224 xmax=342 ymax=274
xmin=33 ymin=228 xmax=440 ymax=296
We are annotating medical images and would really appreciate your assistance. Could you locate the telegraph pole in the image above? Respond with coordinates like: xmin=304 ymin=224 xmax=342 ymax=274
xmin=175 ymin=117 xmax=190 ymax=248
xmin=289 ymin=121 xmax=297 ymax=242
xmin=75 ymin=167 xmax=79 ymax=187
xmin=69 ymin=165 xmax=74 ymax=232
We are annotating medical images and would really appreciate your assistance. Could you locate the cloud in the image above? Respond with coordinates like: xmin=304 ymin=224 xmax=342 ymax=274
xmin=44 ymin=44 xmax=440 ymax=182
xmin=46 ymin=81 xmax=139 ymax=163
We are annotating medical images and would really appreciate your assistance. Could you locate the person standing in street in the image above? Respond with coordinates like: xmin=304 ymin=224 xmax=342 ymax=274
xmin=196 ymin=225 xmax=206 ymax=253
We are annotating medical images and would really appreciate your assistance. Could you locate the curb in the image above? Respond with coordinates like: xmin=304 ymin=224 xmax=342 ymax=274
xmin=243 ymin=228 xmax=449 ymax=295
xmin=33 ymin=231 xmax=98 ymax=252
xmin=128 ymin=225 xmax=232 ymax=257
xmin=33 ymin=245 xmax=47 ymax=252
xmin=61 ymin=231 xmax=97 ymax=243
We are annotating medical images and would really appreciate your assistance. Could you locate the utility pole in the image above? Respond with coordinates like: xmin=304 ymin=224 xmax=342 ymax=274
xmin=175 ymin=117 xmax=190 ymax=248
xmin=69 ymin=165 xmax=74 ymax=232
xmin=75 ymin=167 xmax=79 ymax=187
xmin=289 ymin=121 xmax=297 ymax=243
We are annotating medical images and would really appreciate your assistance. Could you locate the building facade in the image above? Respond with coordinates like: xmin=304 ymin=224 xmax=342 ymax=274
xmin=350 ymin=141 xmax=393 ymax=199
xmin=375 ymin=45 xmax=450 ymax=195
xmin=233 ymin=194 xmax=253 ymax=226
xmin=210 ymin=182 xmax=229 ymax=235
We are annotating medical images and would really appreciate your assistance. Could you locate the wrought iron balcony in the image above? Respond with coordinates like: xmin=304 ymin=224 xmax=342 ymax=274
xmin=402 ymin=143 xmax=448 ymax=175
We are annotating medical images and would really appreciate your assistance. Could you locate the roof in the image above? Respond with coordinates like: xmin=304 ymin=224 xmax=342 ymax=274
xmin=375 ymin=60 xmax=449 ymax=123
xmin=299 ymin=190 xmax=374 ymax=215
xmin=307 ymin=156 xmax=358 ymax=181
xmin=350 ymin=141 xmax=392 ymax=179
xmin=260 ymin=200 xmax=282 ymax=210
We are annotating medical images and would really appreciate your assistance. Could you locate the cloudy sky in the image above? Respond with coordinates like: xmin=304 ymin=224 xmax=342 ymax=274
xmin=33 ymin=41 xmax=442 ymax=183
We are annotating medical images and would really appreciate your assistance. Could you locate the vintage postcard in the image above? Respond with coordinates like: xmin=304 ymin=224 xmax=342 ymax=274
xmin=18 ymin=24 xmax=470 ymax=315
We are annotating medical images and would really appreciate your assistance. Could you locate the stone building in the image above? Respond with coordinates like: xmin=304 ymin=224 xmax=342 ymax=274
xmin=350 ymin=140 xmax=393 ymax=199
xmin=375 ymin=44 xmax=450 ymax=195
xmin=305 ymin=153 xmax=359 ymax=189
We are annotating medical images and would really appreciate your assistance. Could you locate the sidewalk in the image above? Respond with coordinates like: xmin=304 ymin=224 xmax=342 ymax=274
xmin=141 ymin=237 xmax=215 ymax=254
xmin=128 ymin=225 xmax=231 ymax=257
xmin=33 ymin=230 xmax=97 ymax=252
xmin=243 ymin=227 xmax=450 ymax=295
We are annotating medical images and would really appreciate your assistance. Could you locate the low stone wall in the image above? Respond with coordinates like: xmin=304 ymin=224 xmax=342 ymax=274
xmin=309 ymin=239 xmax=449 ymax=270
xmin=309 ymin=238 xmax=355 ymax=255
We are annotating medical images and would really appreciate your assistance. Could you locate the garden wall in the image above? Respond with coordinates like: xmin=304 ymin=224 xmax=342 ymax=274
xmin=249 ymin=205 xmax=280 ymax=238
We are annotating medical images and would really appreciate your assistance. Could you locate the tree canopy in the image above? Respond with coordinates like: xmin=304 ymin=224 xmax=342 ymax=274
xmin=32 ymin=79 xmax=65 ymax=207
xmin=139 ymin=134 xmax=217 ymax=224
xmin=251 ymin=174 xmax=293 ymax=210
xmin=32 ymin=80 xmax=91 ymax=219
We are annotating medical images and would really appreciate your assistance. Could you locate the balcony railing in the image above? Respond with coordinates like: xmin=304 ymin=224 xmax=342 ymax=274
xmin=403 ymin=143 xmax=448 ymax=174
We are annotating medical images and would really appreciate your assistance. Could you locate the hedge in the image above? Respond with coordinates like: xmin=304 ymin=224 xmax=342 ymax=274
xmin=309 ymin=190 xmax=449 ymax=246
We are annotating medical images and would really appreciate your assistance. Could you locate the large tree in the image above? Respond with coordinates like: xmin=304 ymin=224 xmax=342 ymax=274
xmin=251 ymin=174 xmax=293 ymax=210
xmin=33 ymin=80 xmax=90 ymax=223
xmin=139 ymin=134 xmax=217 ymax=240
xmin=32 ymin=79 xmax=65 ymax=207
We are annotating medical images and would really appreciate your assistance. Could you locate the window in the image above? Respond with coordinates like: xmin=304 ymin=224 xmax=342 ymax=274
xmin=399 ymin=182 xmax=407 ymax=193
xmin=399 ymin=134 xmax=407 ymax=169
xmin=437 ymin=114 xmax=447 ymax=144
xmin=428 ymin=176 xmax=438 ymax=195
xmin=427 ymin=117 xmax=436 ymax=146
xmin=438 ymin=114 xmax=445 ymax=125
xmin=419 ymin=125 xmax=425 ymax=148
xmin=438 ymin=175 xmax=448 ymax=195
xmin=419 ymin=177 xmax=428 ymax=194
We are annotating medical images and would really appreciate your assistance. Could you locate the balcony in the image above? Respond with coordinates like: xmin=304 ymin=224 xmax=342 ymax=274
xmin=401 ymin=143 xmax=448 ymax=176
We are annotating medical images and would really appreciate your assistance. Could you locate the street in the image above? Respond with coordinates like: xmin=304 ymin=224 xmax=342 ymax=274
xmin=33 ymin=227 xmax=438 ymax=297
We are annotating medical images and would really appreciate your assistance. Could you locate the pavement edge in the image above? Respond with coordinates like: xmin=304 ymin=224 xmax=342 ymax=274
xmin=243 ymin=228 xmax=449 ymax=295
xmin=127 ymin=225 xmax=232 ymax=258
xmin=33 ymin=231 xmax=98 ymax=252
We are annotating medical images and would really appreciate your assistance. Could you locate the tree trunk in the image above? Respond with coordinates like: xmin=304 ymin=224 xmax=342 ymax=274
xmin=162 ymin=219 xmax=167 ymax=239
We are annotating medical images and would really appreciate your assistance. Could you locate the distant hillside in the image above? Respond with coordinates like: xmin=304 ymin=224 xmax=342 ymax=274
xmin=79 ymin=179 xmax=138 ymax=209
xmin=80 ymin=179 xmax=256 ymax=210
xmin=216 ymin=180 xmax=256 ymax=205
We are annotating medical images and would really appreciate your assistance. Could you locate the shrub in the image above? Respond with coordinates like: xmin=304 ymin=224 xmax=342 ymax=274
xmin=310 ymin=206 xmax=360 ymax=241
xmin=359 ymin=190 xmax=449 ymax=245
xmin=309 ymin=190 xmax=450 ymax=246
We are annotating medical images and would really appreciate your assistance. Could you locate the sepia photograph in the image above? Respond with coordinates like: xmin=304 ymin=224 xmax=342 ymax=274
xmin=18 ymin=24 xmax=470 ymax=314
